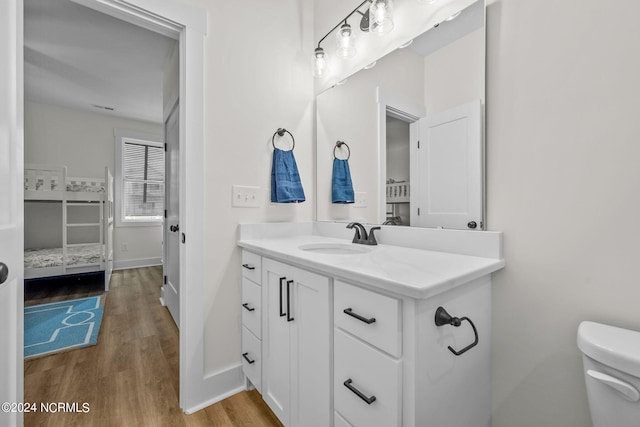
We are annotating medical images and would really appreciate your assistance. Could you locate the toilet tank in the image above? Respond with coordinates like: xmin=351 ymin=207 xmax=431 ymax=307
xmin=577 ymin=321 xmax=640 ymax=427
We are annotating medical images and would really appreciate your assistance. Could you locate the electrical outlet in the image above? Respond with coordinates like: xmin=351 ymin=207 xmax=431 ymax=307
xmin=354 ymin=192 xmax=367 ymax=208
xmin=232 ymin=185 xmax=262 ymax=208
xmin=121 ymin=243 xmax=128 ymax=252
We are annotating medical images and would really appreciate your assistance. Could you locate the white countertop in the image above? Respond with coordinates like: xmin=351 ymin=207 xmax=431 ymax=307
xmin=238 ymin=234 xmax=505 ymax=299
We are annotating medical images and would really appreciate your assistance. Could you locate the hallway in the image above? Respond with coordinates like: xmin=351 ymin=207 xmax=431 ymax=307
xmin=24 ymin=267 xmax=281 ymax=426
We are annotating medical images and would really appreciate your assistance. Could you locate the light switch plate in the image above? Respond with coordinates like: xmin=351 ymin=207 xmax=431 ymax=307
xmin=354 ymin=191 xmax=367 ymax=208
xmin=232 ymin=185 xmax=262 ymax=208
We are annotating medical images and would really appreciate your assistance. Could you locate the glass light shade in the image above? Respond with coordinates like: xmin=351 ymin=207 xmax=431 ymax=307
xmin=314 ymin=47 xmax=328 ymax=78
xmin=336 ymin=22 xmax=356 ymax=58
xmin=370 ymin=0 xmax=394 ymax=35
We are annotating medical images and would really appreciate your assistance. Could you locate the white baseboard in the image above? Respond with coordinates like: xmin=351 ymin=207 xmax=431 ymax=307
xmin=113 ymin=257 xmax=162 ymax=271
xmin=183 ymin=364 xmax=245 ymax=414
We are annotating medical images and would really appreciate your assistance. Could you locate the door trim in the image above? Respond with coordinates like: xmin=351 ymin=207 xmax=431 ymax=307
xmin=376 ymin=87 xmax=426 ymax=224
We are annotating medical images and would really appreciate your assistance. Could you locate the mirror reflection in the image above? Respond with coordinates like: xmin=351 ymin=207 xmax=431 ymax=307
xmin=316 ymin=0 xmax=485 ymax=230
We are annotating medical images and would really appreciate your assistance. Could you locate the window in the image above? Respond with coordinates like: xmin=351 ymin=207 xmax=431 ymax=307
xmin=115 ymin=130 xmax=164 ymax=226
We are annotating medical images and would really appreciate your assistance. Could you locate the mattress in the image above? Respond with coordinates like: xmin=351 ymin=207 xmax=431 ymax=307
xmin=24 ymin=244 xmax=103 ymax=269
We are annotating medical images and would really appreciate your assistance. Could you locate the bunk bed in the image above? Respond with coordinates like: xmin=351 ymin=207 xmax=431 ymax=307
xmin=24 ymin=164 xmax=114 ymax=291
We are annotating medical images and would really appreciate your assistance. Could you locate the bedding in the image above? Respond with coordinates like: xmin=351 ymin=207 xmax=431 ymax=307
xmin=24 ymin=244 xmax=103 ymax=269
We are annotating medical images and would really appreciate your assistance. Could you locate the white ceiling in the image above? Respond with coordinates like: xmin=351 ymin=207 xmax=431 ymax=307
xmin=24 ymin=0 xmax=175 ymax=124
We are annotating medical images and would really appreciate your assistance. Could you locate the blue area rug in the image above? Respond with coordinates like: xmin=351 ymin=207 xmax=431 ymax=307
xmin=24 ymin=296 xmax=104 ymax=358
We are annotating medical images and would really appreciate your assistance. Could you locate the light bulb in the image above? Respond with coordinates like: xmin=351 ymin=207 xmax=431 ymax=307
xmin=313 ymin=47 xmax=328 ymax=78
xmin=370 ymin=0 xmax=394 ymax=35
xmin=336 ymin=22 xmax=356 ymax=58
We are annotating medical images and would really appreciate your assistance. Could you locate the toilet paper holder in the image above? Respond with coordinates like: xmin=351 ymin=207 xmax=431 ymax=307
xmin=435 ymin=306 xmax=479 ymax=356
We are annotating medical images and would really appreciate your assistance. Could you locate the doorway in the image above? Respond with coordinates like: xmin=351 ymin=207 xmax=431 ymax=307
xmin=3 ymin=0 xmax=207 ymax=419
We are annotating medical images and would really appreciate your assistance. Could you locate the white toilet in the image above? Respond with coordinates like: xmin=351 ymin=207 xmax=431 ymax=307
xmin=577 ymin=321 xmax=640 ymax=427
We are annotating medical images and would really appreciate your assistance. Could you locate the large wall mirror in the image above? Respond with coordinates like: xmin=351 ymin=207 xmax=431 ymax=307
xmin=316 ymin=0 xmax=485 ymax=230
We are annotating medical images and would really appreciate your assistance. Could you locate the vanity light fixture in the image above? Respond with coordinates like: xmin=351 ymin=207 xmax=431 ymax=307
xmin=369 ymin=0 xmax=394 ymax=35
xmin=314 ymin=0 xmax=395 ymax=78
xmin=336 ymin=21 xmax=357 ymax=58
xmin=314 ymin=47 xmax=328 ymax=78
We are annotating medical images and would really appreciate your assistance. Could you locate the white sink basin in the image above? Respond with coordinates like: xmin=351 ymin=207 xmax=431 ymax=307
xmin=298 ymin=243 xmax=372 ymax=255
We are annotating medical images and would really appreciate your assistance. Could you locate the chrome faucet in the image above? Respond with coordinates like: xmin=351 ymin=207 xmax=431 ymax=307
xmin=346 ymin=222 xmax=381 ymax=245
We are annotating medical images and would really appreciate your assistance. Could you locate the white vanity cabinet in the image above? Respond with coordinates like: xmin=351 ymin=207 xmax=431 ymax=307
xmin=241 ymin=251 xmax=262 ymax=392
xmin=260 ymin=257 xmax=331 ymax=427
xmin=333 ymin=281 xmax=403 ymax=427
xmin=239 ymin=230 xmax=501 ymax=427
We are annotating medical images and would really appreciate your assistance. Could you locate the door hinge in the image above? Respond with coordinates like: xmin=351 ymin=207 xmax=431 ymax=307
xmin=164 ymin=209 xmax=167 ymax=219
xmin=181 ymin=233 xmax=186 ymax=244
xmin=417 ymin=208 xmax=421 ymax=216
xmin=164 ymin=275 xmax=167 ymax=285
xmin=164 ymin=143 xmax=167 ymax=152
xmin=417 ymin=140 xmax=420 ymax=149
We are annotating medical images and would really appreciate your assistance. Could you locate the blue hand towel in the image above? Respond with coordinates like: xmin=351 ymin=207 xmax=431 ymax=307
xmin=271 ymin=148 xmax=306 ymax=203
xmin=332 ymin=158 xmax=354 ymax=204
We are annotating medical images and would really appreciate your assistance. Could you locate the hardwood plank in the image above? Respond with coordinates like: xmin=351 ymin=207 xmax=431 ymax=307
xmin=24 ymin=267 xmax=282 ymax=426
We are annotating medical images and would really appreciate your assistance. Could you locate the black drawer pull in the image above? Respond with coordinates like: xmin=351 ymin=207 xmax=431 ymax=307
xmin=286 ymin=280 xmax=294 ymax=322
xmin=242 ymin=263 xmax=256 ymax=270
xmin=279 ymin=277 xmax=286 ymax=317
xmin=242 ymin=303 xmax=255 ymax=312
xmin=242 ymin=352 xmax=255 ymax=364
xmin=344 ymin=379 xmax=376 ymax=405
xmin=343 ymin=308 xmax=376 ymax=324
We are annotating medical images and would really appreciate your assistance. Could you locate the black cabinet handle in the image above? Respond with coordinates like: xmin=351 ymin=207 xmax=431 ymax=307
xmin=242 ymin=352 xmax=255 ymax=364
xmin=344 ymin=379 xmax=376 ymax=405
xmin=242 ymin=263 xmax=255 ymax=270
xmin=343 ymin=308 xmax=376 ymax=324
xmin=279 ymin=277 xmax=286 ymax=317
xmin=242 ymin=303 xmax=255 ymax=312
xmin=286 ymin=280 xmax=294 ymax=322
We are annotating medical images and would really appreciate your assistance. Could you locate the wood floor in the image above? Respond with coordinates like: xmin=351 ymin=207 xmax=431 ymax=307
xmin=24 ymin=266 xmax=283 ymax=427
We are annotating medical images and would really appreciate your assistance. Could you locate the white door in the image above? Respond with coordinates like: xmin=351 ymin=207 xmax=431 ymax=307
xmin=0 ymin=1 xmax=24 ymax=426
xmin=163 ymin=102 xmax=180 ymax=328
xmin=416 ymin=100 xmax=483 ymax=229
xmin=262 ymin=260 xmax=291 ymax=426
xmin=291 ymin=268 xmax=330 ymax=427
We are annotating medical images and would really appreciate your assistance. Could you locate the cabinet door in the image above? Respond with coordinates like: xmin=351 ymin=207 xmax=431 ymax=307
xmin=262 ymin=259 xmax=291 ymax=426
xmin=291 ymin=267 xmax=331 ymax=427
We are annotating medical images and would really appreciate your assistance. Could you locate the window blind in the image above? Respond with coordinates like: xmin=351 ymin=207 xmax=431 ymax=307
xmin=123 ymin=141 xmax=164 ymax=219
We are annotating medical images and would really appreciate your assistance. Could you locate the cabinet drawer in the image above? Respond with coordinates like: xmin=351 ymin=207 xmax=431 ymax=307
xmin=335 ymin=411 xmax=353 ymax=427
xmin=242 ymin=278 xmax=261 ymax=339
xmin=334 ymin=329 xmax=401 ymax=427
xmin=334 ymin=280 xmax=402 ymax=357
xmin=242 ymin=326 xmax=262 ymax=393
xmin=241 ymin=251 xmax=262 ymax=283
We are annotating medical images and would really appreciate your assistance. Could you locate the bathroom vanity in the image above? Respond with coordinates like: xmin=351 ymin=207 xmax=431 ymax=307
xmin=238 ymin=222 xmax=504 ymax=427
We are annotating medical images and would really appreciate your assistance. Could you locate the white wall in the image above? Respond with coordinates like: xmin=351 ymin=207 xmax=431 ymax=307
xmin=163 ymin=40 xmax=179 ymax=111
xmin=487 ymin=0 xmax=640 ymax=425
xmin=186 ymin=0 xmax=315 ymax=374
xmin=424 ymin=27 xmax=484 ymax=113
xmin=24 ymin=101 xmax=163 ymax=264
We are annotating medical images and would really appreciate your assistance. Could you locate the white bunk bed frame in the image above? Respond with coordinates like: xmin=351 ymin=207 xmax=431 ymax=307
xmin=24 ymin=164 xmax=114 ymax=291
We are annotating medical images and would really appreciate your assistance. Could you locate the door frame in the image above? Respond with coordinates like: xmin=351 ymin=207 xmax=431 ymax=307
xmin=2 ymin=1 xmax=24 ymax=426
xmin=376 ymin=87 xmax=426 ymax=225
xmin=53 ymin=0 xmax=205 ymax=413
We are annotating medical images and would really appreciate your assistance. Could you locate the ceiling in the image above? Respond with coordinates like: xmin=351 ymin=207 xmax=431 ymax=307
xmin=24 ymin=0 xmax=175 ymax=124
